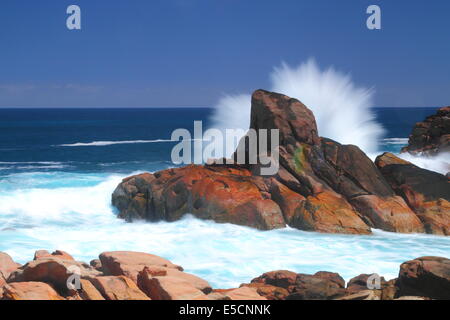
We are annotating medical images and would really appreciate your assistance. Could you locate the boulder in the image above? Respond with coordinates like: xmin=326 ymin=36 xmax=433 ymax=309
xmin=99 ymin=251 xmax=182 ymax=283
xmin=314 ymin=138 xmax=424 ymax=233
xmin=0 ymin=252 xmax=20 ymax=287
xmin=90 ymin=259 xmax=102 ymax=271
xmin=336 ymin=290 xmax=381 ymax=300
xmin=137 ymin=265 xmax=211 ymax=293
xmin=396 ymin=256 xmax=450 ymax=300
xmin=286 ymin=273 xmax=347 ymax=300
xmin=7 ymin=257 xmax=101 ymax=294
xmin=1 ymin=282 xmax=64 ymax=300
xmin=137 ymin=272 xmax=206 ymax=300
xmin=216 ymin=287 xmax=267 ymax=300
xmin=77 ymin=279 xmax=105 ymax=300
xmin=33 ymin=250 xmax=75 ymax=261
xmin=240 ymin=282 xmax=289 ymax=300
xmin=113 ymin=165 xmax=286 ymax=231
xmin=89 ymin=276 xmax=150 ymax=300
xmin=250 ymin=270 xmax=298 ymax=292
xmin=376 ymin=153 xmax=450 ymax=235
xmin=346 ymin=273 xmax=386 ymax=294
xmin=249 ymin=269 xmax=346 ymax=300
xmin=401 ymin=106 xmax=450 ymax=156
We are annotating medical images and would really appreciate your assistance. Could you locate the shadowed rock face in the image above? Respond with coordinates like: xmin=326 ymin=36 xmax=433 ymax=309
xmin=112 ymin=89 xmax=446 ymax=235
xmin=376 ymin=152 xmax=450 ymax=235
xmin=402 ymin=106 xmax=450 ymax=156
xmin=396 ymin=256 xmax=450 ymax=300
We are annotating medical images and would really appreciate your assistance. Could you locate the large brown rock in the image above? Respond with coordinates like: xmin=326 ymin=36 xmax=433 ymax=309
xmin=376 ymin=153 xmax=450 ymax=235
xmin=402 ymin=106 xmax=450 ymax=156
xmin=112 ymin=89 xmax=437 ymax=235
xmin=77 ymin=279 xmax=105 ymax=300
xmin=286 ymin=273 xmax=347 ymax=300
xmin=89 ymin=275 xmax=150 ymax=300
xmin=33 ymin=250 xmax=75 ymax=261
xmin=250 ymin=270 xmax=298 ymax=292
xmin=113 ymin=166 xmax=286 ymax=231
xmin=313 ymin=138 xmax=424 ymax=233
xmin=215 ymin=287 xmax=267 ymax=300
xmin=7 ymin=257 xmax=101 ymax=294
xmin=396 ymin=256 xmax=450 ymax=300
xmin=248 ymin=269 xmax=346 ymax=300
xmin=137 ymin=272 xmax=207 ymax=300
xmin=137 ymin=265 xmax=211 ymax=293
xmin=240 ymin=282 xmax=289 ymax=300
xmin=99 ymin=251 xmax=182 ymax=282
xmin=1 ymin=282 xmax=64 ymax=300
xmin=0 ymin=252 xmax=20 ymax=287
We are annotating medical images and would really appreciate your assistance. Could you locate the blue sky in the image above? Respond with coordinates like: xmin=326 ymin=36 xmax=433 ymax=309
xmin=0 ymin=0 xmax=449 ymax=107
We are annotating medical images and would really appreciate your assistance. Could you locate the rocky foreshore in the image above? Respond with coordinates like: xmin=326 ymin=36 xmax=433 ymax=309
xmin=112 ymin=90 xmax=450 ymax=235
xmin=1 ymin=250 xmax=449 ymax=300
xmin=401 ymin=106 xmax=450 ymax=156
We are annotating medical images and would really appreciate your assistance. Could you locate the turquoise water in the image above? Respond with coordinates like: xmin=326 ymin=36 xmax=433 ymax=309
xmin=0 ymin=107 xmax=448 ymax=288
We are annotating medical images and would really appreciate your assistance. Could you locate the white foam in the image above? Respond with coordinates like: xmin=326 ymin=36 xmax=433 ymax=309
xmin=382 ymin=138 xmax=409 ymax=145
xmin=0 ymin=161 xmax=64 ymax=165
xmin=210 ymin=59 xmax=385 ymax=156
xmin=398 ymin=152 xmax=450 ymax=175
xmin=58 ymin=139 xmax=173 ymax=147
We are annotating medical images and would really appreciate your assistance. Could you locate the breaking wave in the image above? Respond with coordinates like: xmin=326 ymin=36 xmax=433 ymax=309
xmin=57 ymin=139 xmax=173 ymax=147
xmin=210 ymin=59 xmax=384 ymax=156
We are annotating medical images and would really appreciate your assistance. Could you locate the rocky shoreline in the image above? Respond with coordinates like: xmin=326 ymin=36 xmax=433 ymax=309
xmin=401 ymin=106 xmax=450 ymax=156
xmin=1 ymin=250 xmax=449 ymax=300
xmin=112 ymin=90 xmax=449 ymax=235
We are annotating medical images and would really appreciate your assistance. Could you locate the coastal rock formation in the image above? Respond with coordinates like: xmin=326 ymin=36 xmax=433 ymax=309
xmin=0 ymin=252 xmax=20 ymax=288
xmin=396 ymin=256 xmax=450 ymax=300
xmin=7 ymin=256 xmax=102 ymax=295
xmin=89 ymin=275 xmax=150 ymax=300
xmin=375 ymin=153 xmax=450 ymax=235
xmin=247 ymin=270 xmax=347 ymax=300
xmin=1 ymin=282 xmax=64 ymax=300
xmin=113 ymin=89 xmax=439 ymax=235
xmin=1 ymin=250 xmax=449 ymax=300
xmin=401 ymin=106 xmax=450 ymax=156
xmin=99 ymin=251 xmax=183 ymax=282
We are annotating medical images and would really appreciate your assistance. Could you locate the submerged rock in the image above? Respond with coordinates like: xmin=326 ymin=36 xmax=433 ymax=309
xmin=401 ymin=106 xmax=450 ymax=156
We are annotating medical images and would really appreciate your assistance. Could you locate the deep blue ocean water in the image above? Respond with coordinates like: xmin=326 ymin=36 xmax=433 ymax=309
xmin=0 ymin=107 xmax=448 ymax=288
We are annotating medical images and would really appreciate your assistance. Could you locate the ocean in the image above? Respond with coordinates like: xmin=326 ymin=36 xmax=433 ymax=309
xmin=0 ymin=107 xmax=449 ymax=288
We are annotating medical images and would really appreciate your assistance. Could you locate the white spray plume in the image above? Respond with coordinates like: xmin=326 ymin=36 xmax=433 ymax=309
xmin=210 ymin=59 xmax=385 ymax=156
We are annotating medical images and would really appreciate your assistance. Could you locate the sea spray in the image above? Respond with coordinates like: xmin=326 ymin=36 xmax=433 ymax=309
xmin=209 ymin=59 xmax=385 ymax=156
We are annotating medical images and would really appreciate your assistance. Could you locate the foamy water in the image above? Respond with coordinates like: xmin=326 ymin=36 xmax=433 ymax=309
xmin=0 ymin=170 xmax=448 ymax=288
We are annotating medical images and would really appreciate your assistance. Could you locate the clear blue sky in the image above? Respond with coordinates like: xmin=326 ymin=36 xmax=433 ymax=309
xmin=0 ymin=0 xmax=449 ymax=107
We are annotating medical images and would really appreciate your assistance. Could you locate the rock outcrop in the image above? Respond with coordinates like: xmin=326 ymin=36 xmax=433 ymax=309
xmin=1 ymin=250 xmax=449 ymax=300
xmin=112 ymin=89 xmax=442 ymax=235
xmin=376 ymin=153 xmax=450 ymax=235
xmin=401 ymin=106 xmax=450 ymax=156
xmin=247 ymin=270 xmax=347 ymax=300
xmin=1 ymin=282 xmax=64 ymax=300
xmin=0 ymin=252 xmax=20 ymax=288
xmin=396 ymin=256 xmax=450 ymax=300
